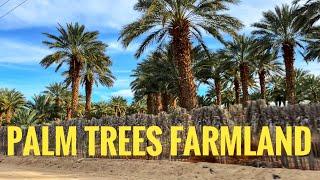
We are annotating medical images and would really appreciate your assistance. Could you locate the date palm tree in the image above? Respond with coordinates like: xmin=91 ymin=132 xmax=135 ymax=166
xmin=41 ymin=22 xmax=105 ymax=117
xmin=119 ymin=0 xmax=242 ymax=110
xmin=253 ymin=49 xmax=283 ymax=100
xmin=92 ymin=101 xmax=113 ymax=118
xmin=81 ymin=51 xmax=115 ymax=118
xmin=12 ymin=108 xmax=40 ymax=129
xmin=0 ymin=89 xmax=25 ymax=124
xmin=194 ymin=52 xmax=227 ymax=106
xmin=43 ymin=82 xmax=69 ymax=120
xmin=221 ymin=35 xmax=257 ymax=106
xmin=27 ymin=95 xmax=53 ymax=122
xmin=302 ymin=74 xmax=320 ymax=103
xmin=131 ymin=47 xmax=179 ymax=114
xmin=109 ymin=96 xmax=127 ymax=117
xmin=252 ymin=4 xmax=304 ymax=104
xmin=64 ymin=49 xmax=115 ymax=118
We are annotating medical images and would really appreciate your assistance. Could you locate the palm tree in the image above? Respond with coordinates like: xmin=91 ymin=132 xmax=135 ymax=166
xmin=131 ymin=65 xmax=163 ymax=114
xmin=131 ymin=47 xmax=179 ymax=114
xmin=12 ymin=108 xmax=40 ymax=129
xmin=27 ymin=94 xmax=54 ymax=122
xmin=0 ymin=89 xmax=25 ymax=124
xmin=270 ymin=75 xmax=286 ymax=106
xmin=127 ymin=98 xmax=147 ymax=115
xmin=221 ymin=35 xmax=257 ymax=106
xmin=81 ymin=51 xmax=115 ymax=118
xmin=295 ymin=69 xmax=312 ymax=103
xmin=194 ymin=52 xmax=227 ymax=106
xmin=92 ymin=101 xmax=113 ymax=118
xmin=252 ymin=4 xmax=304 ymax=104
xmin=225 ymin=67 xmax=241 ymax=104
xmin=41 ymin=23 xmax=105 ymax=117
xmin=109 ymin=96 xmax=127 ymax=117
xmin=302 ymin=74 xmax=320 ymax=103
xmin=253 ymin=49 xmax=283 ymax=100
xmin=43 ymin=83 xmax=69 ymax=120
xmin=64 ymin=49 xmax=115 ymax=118
xmin=119 ymin=0 xmax=242 ymax=110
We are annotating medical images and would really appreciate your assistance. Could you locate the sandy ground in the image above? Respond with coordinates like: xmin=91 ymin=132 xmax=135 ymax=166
xmin=0 ymin=157 xmax=319 ymax=180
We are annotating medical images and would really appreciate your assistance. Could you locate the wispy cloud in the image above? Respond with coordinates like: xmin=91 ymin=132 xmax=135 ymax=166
xmin=229 ymin=0 xmax=294 ymax=31
xmin=110 ymin=89 xmax=133 ymax=98
xmin=0 ymin=0 xmax=139 ymax=30
xmin=0 ymin=38 xmax=51 ymax=64
xmin=107 ymin=40 xmax=139 ymax=54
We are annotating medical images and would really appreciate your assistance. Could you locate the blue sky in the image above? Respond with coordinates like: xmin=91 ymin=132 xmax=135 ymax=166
xmin=0 ymin=0 xmax=319 ymax=103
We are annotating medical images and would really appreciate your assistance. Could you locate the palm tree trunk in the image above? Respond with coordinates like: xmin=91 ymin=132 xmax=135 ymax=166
xmin=5 ymin=108 xmax=12 ymax=124
xmin=240 ymin=62 xmax=249 ymax=107
xmin=214 ymin=78 xmax=222 ymax=106
xmin=71 ymin=57 xmax=81 ymax=117
xmin=66 ymin=105 xmax=72 ymax=121
xmin=170 ymin=96 xmax=178 ymax=109
xmin=154 ymin=92 xmax=163 ymax=114
xmin=161 ymin=92 xmax=169 ymax=112
xmin=85 ymin=78 xmax=94 ymax=118
xmin=234 ymin=75 xmax=241 ymax=104
xmin=147 ymin=94 xmax=153 ymax=114
xmin=259 ymin=69 xmax=266 ymax=100
xmin=170 ymin=20 xmax=197 ymax=110
xmin=0 ymin=111 xmax=3 ymax=125
xmin=282 ymin=43 xmax=296 ymax=105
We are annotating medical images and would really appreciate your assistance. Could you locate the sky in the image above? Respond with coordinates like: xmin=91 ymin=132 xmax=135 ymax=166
xmin=0 ymin=0 xmax=319 ymax=103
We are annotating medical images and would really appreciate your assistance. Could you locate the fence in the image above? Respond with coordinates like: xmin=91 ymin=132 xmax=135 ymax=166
xmin=0 ymin=102 xmax=319 ymax=170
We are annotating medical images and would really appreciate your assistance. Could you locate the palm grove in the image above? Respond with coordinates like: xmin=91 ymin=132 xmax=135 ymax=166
xmin=1 ymin=0 xmax=320 ymax=126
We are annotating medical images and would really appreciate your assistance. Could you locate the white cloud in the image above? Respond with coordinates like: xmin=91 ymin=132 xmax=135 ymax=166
xmin=0 ymin=38 xmax=51 ymax=63
xmin=229 ymin=0 xmax=295 ymax=31
xmin=107 ymin=40 xmax=139 ymax=54
xmin=110 ymin=89 xmax=133 ymax=98
xmin=0 ymin=0 xmax=139 ymax=30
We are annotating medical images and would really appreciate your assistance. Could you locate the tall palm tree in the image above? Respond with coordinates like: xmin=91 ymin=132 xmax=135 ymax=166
xmin=221 ymin=35 xmax=257 ymax=106
xmin=64 ymin=49 xmax=115 ymax=118
xmin=119 ymin=0 xmax=242 ymax=110
xmin=81 ymin=51 xmax=115 ymax=118
xmin=252 ymin=4 xmax=304 ymax=104
xmin=0 ymin=89 xmax=25 ymax=124
xmin=225 ymin=66 xmax=241 ymax=104
xmin=194 ymin=52 xmax=227 ymax=106
xmin=131 ymin=47 xmax=179 ymax=114
xmin=41 ymin=22 xmax=105 ymax=117
xmin=131 ymin=64 xmax=162 ymax=114
xmin=253 ymin=49 xmax=283 ymax=100
xmin=270 ymin=75 xmax=286 ymax=106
